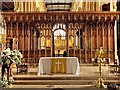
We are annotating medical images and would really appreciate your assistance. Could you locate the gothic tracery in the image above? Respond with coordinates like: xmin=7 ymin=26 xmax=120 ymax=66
xmin=2 ymin=12 xmax=118 ymax=64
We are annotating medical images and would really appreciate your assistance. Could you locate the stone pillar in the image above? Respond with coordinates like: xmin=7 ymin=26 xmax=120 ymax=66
xmin=95 ymin=1 xmax=100 ymax=11
xmin=14 ymin=0 xmax=19 ymax=11
xmin=110 ymin=0 xmax=117 ymax=11
xmin=28 ymin=1 xmax=31 ymax=12
xmin=18 ymin=2 xmax=24 ymax=12
xmin=25 ymin=2 xmax=28 ymax=12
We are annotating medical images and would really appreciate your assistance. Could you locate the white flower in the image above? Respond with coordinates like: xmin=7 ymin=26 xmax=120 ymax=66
xmin=6 ymin=48 xmax=10 ymax=51
xmin=0 ymin=48 xmax=23 ymax=65
xmin=20 ymin=54 xmax=23 ymax=58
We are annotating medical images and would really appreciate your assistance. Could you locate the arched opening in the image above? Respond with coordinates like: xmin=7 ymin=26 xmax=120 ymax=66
xmin=52 ymin=23 xmax=66 ymax=57
xmin=54 ymin=29 xmax=66 ymax=56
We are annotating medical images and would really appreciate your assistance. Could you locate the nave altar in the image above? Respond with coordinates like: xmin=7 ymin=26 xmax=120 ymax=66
xmin=38 ymin=57 xmax=80 ymax=75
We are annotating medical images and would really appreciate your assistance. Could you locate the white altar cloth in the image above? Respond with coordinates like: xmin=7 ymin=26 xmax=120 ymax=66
xmin=38 ymin=57 xmax=80 ymax=75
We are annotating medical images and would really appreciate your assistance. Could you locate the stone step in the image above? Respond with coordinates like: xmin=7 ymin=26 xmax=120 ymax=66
xmin=9 ymin=85 xmax=108 ymax=90
xmin=13 ymin=75 xmax=119 ymax=80
xmin=13 ymin=80 xmax=120 ymax=85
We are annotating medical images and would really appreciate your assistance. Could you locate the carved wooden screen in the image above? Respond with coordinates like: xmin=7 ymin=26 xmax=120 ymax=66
xmin=1 ymin=12 xmax=118 ymax=65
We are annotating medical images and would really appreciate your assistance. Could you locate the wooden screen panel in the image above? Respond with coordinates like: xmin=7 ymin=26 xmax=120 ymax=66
xmin=86 ymin=51 xmax=91 ymax=63
xmin=24 ymin=36 xmax=28 ymax=50
xmin=104 ymin=27 xmax=108 ymax=49
xmin=29 ymin=50 xmax=34 ymax=58
xmin=23 ymin=50 xmax=28 ymax=58
xmin=92 ymin=51 xmax=95 ymax=58
xmin=110 ymin=27 xmax=114 ymax=50
xmin=46 ymin=48 xmax=51 ymax=57
xmin=104 ymin=51 xmax=108 ymax=59
xmin=41 ymin=49 xmax=45 ymax=57
xmin=2 ymin=12 xmax=118 ymax=65
xmin=35 ymin=49 xmax=39 ymax=58
xmin=98 ymin=27 xmax=102 ymax=48
xmin=91 ymin=36 xmax=96 ymax=49
xmin=98 ymin=36 xmax=102 ymax=48
xmin=75 ymin=49 xmax=80 ymax=60
xmin=69 ymin=49 xmax=74 ymax=57
xmin=104 ymin=36 xmax=108 ymax=49
xmin=6 ymin=22 xmax=11 ymax=36
xmin=19 ymin=36 xmax=24 ymax=50
xmin=109 ymin=51 xmax=114 ymax=62
xmin=81 ymin=50 xmax=85 ymax=63
xmin=110 ymin=36 xmax=114 ymax=50
xmin=35 ymin=58 xmax=39 ymax=65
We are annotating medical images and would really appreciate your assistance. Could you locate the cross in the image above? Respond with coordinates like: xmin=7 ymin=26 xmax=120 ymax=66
xmin=55 ymin=60 xmax=62 ymax=71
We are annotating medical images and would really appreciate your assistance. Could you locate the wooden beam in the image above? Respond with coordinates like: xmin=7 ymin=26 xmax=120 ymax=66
xmin=47 ymin=9 xmax=70 ymax=11
xmin=46 ymin=3 xmax=72 ymax=5
xmin=2 ymin=2 xmax=14 ymax=11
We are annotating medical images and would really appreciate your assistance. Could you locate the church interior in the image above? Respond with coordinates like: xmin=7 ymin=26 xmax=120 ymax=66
xmin=0 ymin=0 xmax=120 ymax=89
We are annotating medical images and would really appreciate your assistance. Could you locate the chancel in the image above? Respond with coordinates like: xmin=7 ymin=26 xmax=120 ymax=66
xmin=0 ymin=0 xmax=120 ymax=89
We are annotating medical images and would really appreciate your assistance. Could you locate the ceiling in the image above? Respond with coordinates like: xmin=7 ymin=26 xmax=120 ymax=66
xmin=1 ymin=0 xmax=14 ymax=11
xmin=1 ymin=1 xmax=120 ymax=12
xmin=45 ymin=0 xmax=72 ymax=11
xmin=1 ymin=0 xmax=72 ymax=12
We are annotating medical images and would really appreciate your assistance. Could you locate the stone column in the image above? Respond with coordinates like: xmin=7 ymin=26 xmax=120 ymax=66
xmin=25 ymin=2 xmax=28 ymax=12
xmin=14 ymin=0 xmax=19 ymax=11
xmin=19 ymin=2 xmax=24 ymax=12
xmin=110 ymin=0 xmax=117 ymax=11
xmin=96 ymin=0 xmax=100 ymax=11
xmin=28 ymin=1 xmax=31 ymax=12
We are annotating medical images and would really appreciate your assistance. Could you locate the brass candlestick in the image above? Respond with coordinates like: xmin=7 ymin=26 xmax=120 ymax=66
xmin=95 ymin=47 xmax=106 ymax=88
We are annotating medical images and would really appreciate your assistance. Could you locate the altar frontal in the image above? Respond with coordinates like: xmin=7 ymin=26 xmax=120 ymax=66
xmin=38 ymin=57 xmax=80 ymax=75
xmin=51 ymin=58 xmax=66 ymax=74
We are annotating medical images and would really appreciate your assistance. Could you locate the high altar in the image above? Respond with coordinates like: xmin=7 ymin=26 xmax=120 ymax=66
xmin=38 ymin=57 xmax=80 ymax=75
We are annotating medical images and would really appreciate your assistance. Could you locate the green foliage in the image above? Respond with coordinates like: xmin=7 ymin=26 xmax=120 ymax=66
xmin=0 ymin=75 xmax=8 ymax=88
xmin=0 ymin=48 xmax=23 ymax=66
xmin=0 ymin=75 xmax=14 ymax=88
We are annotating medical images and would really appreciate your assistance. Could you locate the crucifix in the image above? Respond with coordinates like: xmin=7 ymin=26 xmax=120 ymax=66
xmin=55 ymin=60 xmax=62 ymax=71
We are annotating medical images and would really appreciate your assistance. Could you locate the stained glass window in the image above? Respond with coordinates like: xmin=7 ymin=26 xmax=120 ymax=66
xmin=45 ymin=0 xmax=72 ymax=11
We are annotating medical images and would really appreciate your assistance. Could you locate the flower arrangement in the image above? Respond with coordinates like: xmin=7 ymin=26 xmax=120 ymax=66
xmin=0 ymin=74 xmax=8 ymax=88
xmin=0 ymin=48 xmax=23 ymax=87
xmin=0 ymin=48 xmax=23 ymax=66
